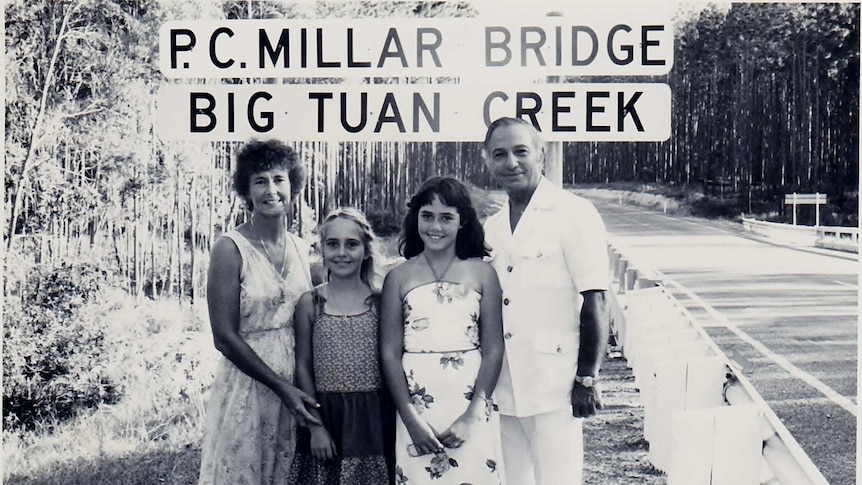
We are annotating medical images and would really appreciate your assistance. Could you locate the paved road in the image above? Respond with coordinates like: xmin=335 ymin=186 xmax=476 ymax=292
xmin=590 ymin=200 xmax=858 ymax=485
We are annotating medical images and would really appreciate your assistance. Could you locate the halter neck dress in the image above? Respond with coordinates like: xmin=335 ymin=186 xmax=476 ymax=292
xmin=394 ymin=281 xmax=502 ymax=485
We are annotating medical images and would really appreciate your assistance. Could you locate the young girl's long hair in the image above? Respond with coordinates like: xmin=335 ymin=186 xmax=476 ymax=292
xmin=399 ymin=176 xmax=490 ymax=260
xmin=318 ymin=207 xmax=382 ymax=291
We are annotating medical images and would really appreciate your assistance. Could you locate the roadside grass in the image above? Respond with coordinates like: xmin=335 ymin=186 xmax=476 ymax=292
xmin=3 ymin=290 xmax=215 ymax=485
xmin=4 ymin=442 xmax=200 ymax=485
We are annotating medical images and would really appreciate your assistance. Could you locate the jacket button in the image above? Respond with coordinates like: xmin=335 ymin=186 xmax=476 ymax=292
xmin=504 ymin=332 xmax=514 ymax=340
xmin=506 ymin=265 xmax=513 ymax=272
xmin=503 ymin=298 xmax=510 ymax=305
xmin=556 ymin=345 xmax=563 ymax=354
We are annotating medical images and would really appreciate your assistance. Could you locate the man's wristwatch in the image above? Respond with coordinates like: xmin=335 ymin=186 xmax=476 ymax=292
xmin=574 ymin=375 xmax=596 ymax=388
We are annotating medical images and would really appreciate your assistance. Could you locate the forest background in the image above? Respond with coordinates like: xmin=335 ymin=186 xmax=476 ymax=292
xmin=3 ymin=1 xmax=859 ymax=484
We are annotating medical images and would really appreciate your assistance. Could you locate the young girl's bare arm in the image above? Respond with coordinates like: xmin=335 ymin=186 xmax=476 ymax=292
xmin=294 ymin=291 xmax=336 ymax=459
xmin=380 ymin=267 xmax=444 ymax=456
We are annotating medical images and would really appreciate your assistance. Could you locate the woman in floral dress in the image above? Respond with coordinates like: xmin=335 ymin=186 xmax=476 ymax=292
xmin=380 ymin=176 xmax=505 ymax=485
xmin=199 ymin=140 xmax=320 ymax=484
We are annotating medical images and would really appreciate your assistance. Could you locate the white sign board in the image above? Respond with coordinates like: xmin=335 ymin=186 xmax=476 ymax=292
xmin=156 ymin=83 xmax=672 ymax=142
xmin=156 ymin=14 xmax=674 ymax=141
xmin=159 ymin=17 xmax=674 ymax=78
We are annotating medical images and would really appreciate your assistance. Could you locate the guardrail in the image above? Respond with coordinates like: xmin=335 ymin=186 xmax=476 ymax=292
xmin=741 ymin=218 xmax=858 ymax=253
xmin=606 ymin=243 xmax=831 ymax=485
xmin=740 ymin=218 xmax=818 ymax=246
xmin=815 ymin=226 xmax=859 ymax=253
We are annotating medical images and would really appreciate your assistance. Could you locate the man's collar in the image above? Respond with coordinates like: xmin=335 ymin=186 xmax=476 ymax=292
xmin=524 ymin=177 xmax=556 ymax=210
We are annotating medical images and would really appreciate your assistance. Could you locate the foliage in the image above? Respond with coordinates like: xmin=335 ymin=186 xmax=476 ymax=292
xmin=4 ymin=0 xmax=225 ymax=299
xmin=467 ymin=183 xmax=503 ymax=221
xmin=687 ymin=195 xmax=742 ymax=220
xmin=279 ymin=1 xmax=476 ymax=19
xmin=366 ymin=208 xmax=404 ymax=238
xmin=3 ymin=290 xmax=215 ymax=484
xmin=565 ymin=3 xmax=858 ymax=222
xmin=6 ymin=0 xmax=164 ymax=238
xmin=3 ymin=262 xmax=121 ymax=430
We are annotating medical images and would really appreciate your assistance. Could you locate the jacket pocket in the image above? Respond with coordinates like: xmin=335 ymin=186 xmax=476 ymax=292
xmin=516 ymin=242 xmax=570 ymax=288
xmin=532 ymin=332 xmax=578 ymax=398
xmin=533 ymin=332 xmax=577 ymax=355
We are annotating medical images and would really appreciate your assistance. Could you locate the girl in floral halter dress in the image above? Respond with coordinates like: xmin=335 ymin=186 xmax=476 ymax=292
xmin=380 ymin=176 xmax=505 ymax=485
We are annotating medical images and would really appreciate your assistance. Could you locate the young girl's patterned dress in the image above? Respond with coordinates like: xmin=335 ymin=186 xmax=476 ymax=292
xmin=395 ymin=282 xmax=502 ymax=485
xmin=289 ymin=290 xmax=395 ymax=485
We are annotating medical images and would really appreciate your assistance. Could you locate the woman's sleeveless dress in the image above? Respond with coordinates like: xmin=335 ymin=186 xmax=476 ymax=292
xmin=289 ymin=290 xmax=396 ymax=485
xmin=395 ymin=281 xmax=502 ymax=485
xmin=198 ymin=230 xmax=311 ymax=485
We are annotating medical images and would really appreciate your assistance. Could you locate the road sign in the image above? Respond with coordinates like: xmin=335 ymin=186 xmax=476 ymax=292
xmin=784 ymin=193 xmax=827 ymax=205
xmin=784 ymin=193 xmax=827 ymax=226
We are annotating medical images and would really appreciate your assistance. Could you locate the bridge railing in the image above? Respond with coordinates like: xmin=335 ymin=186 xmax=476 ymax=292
xmin=741 ymin=218 xmax=858 ymax=253
xmin=606 ymin=242 xmax=831 ymax=485
xmin=814 ymin=226 xmax=859 ymax=252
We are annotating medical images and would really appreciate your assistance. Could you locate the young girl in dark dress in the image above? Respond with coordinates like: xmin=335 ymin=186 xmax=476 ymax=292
xmin=289 ymin=207 xmax=395 ymax=485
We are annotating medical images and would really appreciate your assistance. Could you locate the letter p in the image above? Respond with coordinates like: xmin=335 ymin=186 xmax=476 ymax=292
xmin=170 ymin=29 xmax=196 ymax=69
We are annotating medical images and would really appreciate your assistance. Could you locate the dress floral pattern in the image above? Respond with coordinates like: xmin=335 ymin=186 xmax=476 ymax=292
xmin=396 ymin=282 xmax=502 ymax=485
xmin=198 ymin=230 xmax=311 ymax=485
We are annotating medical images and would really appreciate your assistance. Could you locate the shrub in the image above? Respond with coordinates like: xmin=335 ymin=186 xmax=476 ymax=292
xmin=366 ymin=208 xmax=404 ymax=237
xmin=3 ymin=263 xmax=121 ymax=430
xmin=466 ymin=184 xmax=503 ymax=220
xmin=688 ymin=196 xmax=742 ymax=219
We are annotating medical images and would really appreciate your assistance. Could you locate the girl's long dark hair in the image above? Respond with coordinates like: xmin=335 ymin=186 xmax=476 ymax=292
xmin=399 ymin=176 xmax=490 ymax=260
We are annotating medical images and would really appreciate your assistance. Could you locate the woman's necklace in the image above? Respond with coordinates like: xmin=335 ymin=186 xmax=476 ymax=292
xmin=423 ymin=251 xmax=456 ymax=300
xmin=250 ymin=216 xmax=288 ymax=276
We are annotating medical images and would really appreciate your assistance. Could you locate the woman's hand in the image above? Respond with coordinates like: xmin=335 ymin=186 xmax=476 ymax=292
xmin=277 ymin=384 xmax=322 ymax=427
xmin=309 ymin=425 xmax=337 ymax=461
xmin=404 ymin=417 xmax=444 ymax=456
xmin=438 ymin=407 xmax=482 ymax=449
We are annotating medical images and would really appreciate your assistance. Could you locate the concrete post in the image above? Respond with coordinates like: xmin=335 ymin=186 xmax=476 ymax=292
xmin=792 ymin=193 xmax=798 ymax=225
xmin=815 ymin=192 xmax=820 ymax=227
xmin=545 ymin=10 xmax=564 ymax=188
xmin=545 ymin=141 xmax=564 ymax=187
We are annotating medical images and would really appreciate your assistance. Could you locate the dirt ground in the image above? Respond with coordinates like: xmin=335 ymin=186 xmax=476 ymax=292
xmin=582 ymin=355 xmax=666 ymax=485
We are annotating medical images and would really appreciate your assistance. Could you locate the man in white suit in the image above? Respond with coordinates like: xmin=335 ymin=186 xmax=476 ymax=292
xmin=482 ymin=117 xmax=610 ymax=485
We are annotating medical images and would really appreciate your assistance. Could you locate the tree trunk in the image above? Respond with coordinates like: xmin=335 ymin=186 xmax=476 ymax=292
xmin=176 ymin=165 xmax=184 ymax=300
xmin=7 ymin=1 xmax=82 ymax=251
xmin=189 ymin=174 xmax=197 ymax=304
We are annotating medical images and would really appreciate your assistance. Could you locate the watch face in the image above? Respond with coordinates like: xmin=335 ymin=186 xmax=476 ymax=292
xmin=582 ymin=377 xmax=594 ymax=387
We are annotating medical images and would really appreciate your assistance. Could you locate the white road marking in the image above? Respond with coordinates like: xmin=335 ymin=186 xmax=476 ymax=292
xmin=766 ymin=396 xmax=848 ymax=408
xmin=660 ymin=272 xmax=858 ymax=417
xmin=832 ymin=279 xmax=858 ymax=288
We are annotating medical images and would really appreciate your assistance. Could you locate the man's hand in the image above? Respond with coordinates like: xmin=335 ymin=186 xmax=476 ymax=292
xmin=571 ymin=380 xmax=603 ymax=418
